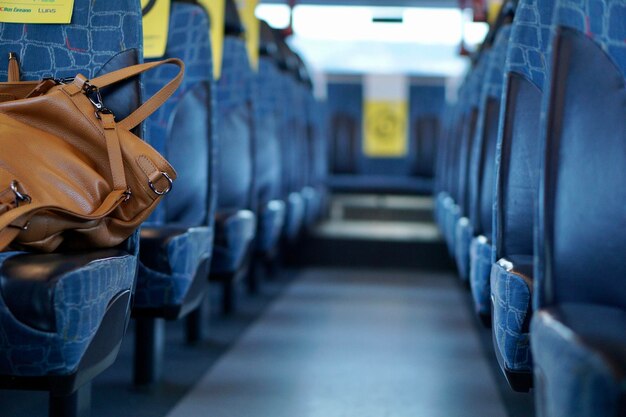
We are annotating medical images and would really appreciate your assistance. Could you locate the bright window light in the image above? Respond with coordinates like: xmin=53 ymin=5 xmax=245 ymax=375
xmin=255 ymin=4 xmax=291 ymax=28
xmin=464 ymin=21 xmax=490 ymax=45
xmin=256 ymin=4 xmax=489 ymax=46
xmin=290 ymin=5 xmax=487 ymax=46
xmin=257 ymin=4 xmax=489 ymax=77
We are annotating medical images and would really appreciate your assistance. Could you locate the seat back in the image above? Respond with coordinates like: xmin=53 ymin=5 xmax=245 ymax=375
xmin=254 ymin=21 xmax=283 ymax=208
xmin=442 ymin=81 xmax=466 ymax=199
xmin=468 ymin=26 xmax=512 ymax=238
xmin=494 ymin=0 xmax=555 ymax=260
xmin=144 ymin=1 xmax=215 ymax=228
xmin=455 ymin=52 xmax=490 ymax=214
xmin=215 ymin=0 xmax=254 ymax=212
xmin=0 ymin=0 xmax=142 ymax=121
xmin=536 ymin=0 xmax=626 ymax=309
xmin=273 ymin=28 xmax=302 ymax=197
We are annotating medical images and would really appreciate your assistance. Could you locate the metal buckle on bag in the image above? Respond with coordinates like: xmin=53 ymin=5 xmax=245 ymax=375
xmin=123 ymin=187 xmax=132 ymax=202
xmin=82 ymin=82 xmax=114 ymax=119
xmin=10 ymin=180 xmax=31 ymax=207
xmin=148 ymin=172 xmax=173 ymax=196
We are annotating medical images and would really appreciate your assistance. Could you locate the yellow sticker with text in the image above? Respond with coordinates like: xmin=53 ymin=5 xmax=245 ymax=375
xmin=363 ymin=100 xmax=408 ymax=157
xmin=142 ymin=0 xmax=170 ymax=59
xmin=235 ymin=0 xmax=259 ymax=71
xmin=198 ymin=0 xmax=225 ymax=79
xmin=0 ymin=0 xmax=74 ymax=24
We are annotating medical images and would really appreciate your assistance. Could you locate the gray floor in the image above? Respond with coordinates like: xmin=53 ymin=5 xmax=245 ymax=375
xmin=166 ymin=269 xmax=509 ymax=417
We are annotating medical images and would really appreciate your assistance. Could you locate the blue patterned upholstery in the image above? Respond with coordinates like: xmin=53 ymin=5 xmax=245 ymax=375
xmin=211 ymin=211 xmax=256 ymax=275
xmin=466 ymin=26 xmax=511 ymax=313
xmin=0 ymin=251 xmax=136 ymax=376
xmin=254 ymin=58 xmax=283 ymax=205
xmin=491 ymin=254 xmax=534 ymax=372
xmin=445 ymin=53 xmax=489 ymax=260
xmin=454 ymin=218 xmax=473 ymax=281
xmin=554 ymin=0 xmax=626 ymax=78
xmin=135 ymin=2 xmax=214 ymax=311
xmin=256 ymin=200 xmax=286 ymax=253
xmin=453 ymin=49 xmax=497 ymax=276
xmin=277 ymin=72 xmax=306 ymax=239
xmin=455 ymin=51 xmax=490 ymax=217
xmin=533 ymin=305 xmax=626 ymax=417
xmin=284 ymin=192 xmax=305 ymax=241
xmin=252 ymin=57 xmax=286 ymax=254
xmin=211 ymin=33 xmax=256 ymax=275
xmin=0 ymin=0 xmax=141 ymax=378
xmin=469 ymin=236 xmax=496 ymax=318
xmin=0 ymin=0 xmax=141 ymax=81
xmin=135 ymin=227 xmax=211 ymax=308
xmin=505 ymin=0 xmax=555 ymax=89
xmin=490 ymin=0 xmax=556 ymax=379
xmin=532 ymin=0 xmax=626 ymax=413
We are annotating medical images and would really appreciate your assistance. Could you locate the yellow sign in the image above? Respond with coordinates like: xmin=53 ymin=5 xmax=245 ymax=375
xmin=0 ymin=0 xmax=74 ymax=24
xmin=198 ymin=0 xmax=225 ymax=79
xmin=363 ymin=100 xmax=408 ymax=157
xmin=235 ymin=0 xmax=259 ymax=71
xmin=487 ymin=0 xmax=503 ymax=24
xmin=142 ymin=0 xmax=170 ymax=59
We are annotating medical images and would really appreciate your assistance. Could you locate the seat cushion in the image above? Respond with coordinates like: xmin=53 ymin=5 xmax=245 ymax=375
xmin=283 ymin=192 xmax=305 ymax=241
xmin=532 ymin=304 xmax=626 ymax=417
xmin=435 ymin=192 xmax=449 ymax=231
xmin=444 ymin=201 xmax=460 ymax=256
xmin=491 ymin=254 xmax=534 ymax=372
xmin=302 ymin=186 xmax=320 ymax=227
xmin=469 ymin=236 xmax=495 ymax=317
xmin=454 ymin=217 xmax=473 ymax=282
xmin=0 ymin=250 xmax=136 ymax=376
xmin=211 ymin=210 xmax=256 ymax=275
xmin=256 ymin=200 xmax=286 ymax=254
xmin=135 ymin=225 xmax=213 ymax=309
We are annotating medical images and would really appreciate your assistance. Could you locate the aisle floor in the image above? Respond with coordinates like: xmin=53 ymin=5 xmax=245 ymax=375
xmin=167 ymin=269 xmax=509 ymax=417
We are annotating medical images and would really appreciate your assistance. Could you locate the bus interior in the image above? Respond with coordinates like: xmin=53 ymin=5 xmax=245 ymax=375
xmin=0 ymin=0 xmax=624 ymax=416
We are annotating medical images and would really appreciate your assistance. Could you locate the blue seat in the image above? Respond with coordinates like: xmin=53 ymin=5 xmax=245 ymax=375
xmin=252 ymin=21 xmax=287 ymax=261
xmin=290 ymin=52 xmax=323 ymax=228
xmin=308 ymin=99 xmax=329 ymax=223
xmin=132 ymin=0 xmax=215 ymax=385
xmin=437 ymin=83 xmax=466 ymax=254
xmin=274 ymin=30 xmax=305 ymax=241
xmin=434 ymin=96 xmax=462 ymax=239
xmin=452 ymin=51 xmax=491 ymax=281
xmin=465 ymin=23 xmax=513 ymax=316
xmin=531 ymin=0 xmax=626 ymax=415
xmin=489 ymin=0 xmax=555 ymax=391
xmin=0 ymin=0 xmax=141 ymax=414
xmin=211 ymin=0 xmax=256 ymax=312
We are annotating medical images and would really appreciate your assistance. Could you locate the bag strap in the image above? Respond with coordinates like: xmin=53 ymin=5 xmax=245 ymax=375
xmin=61 ymin=59 xmax=182 ymax=192
xmin=0 ymin=188 xmax=129 ymax=251
xmin=74 ymin=58 xmax=185 ymax=131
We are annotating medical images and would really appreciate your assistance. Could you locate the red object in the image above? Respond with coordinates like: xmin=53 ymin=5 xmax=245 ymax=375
xmin=472 ymin=0 xmax=488 ymax=21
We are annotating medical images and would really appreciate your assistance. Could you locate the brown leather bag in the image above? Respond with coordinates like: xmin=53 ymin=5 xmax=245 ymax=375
xmin=0 ymin=58 xmax=184 ymax=252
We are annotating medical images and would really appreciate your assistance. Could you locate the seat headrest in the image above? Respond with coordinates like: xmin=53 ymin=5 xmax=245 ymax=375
xmin=272 ymin=28 xmax=299 ymax=74
xmin=259 ymin=20 xmax=279 ymax=59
